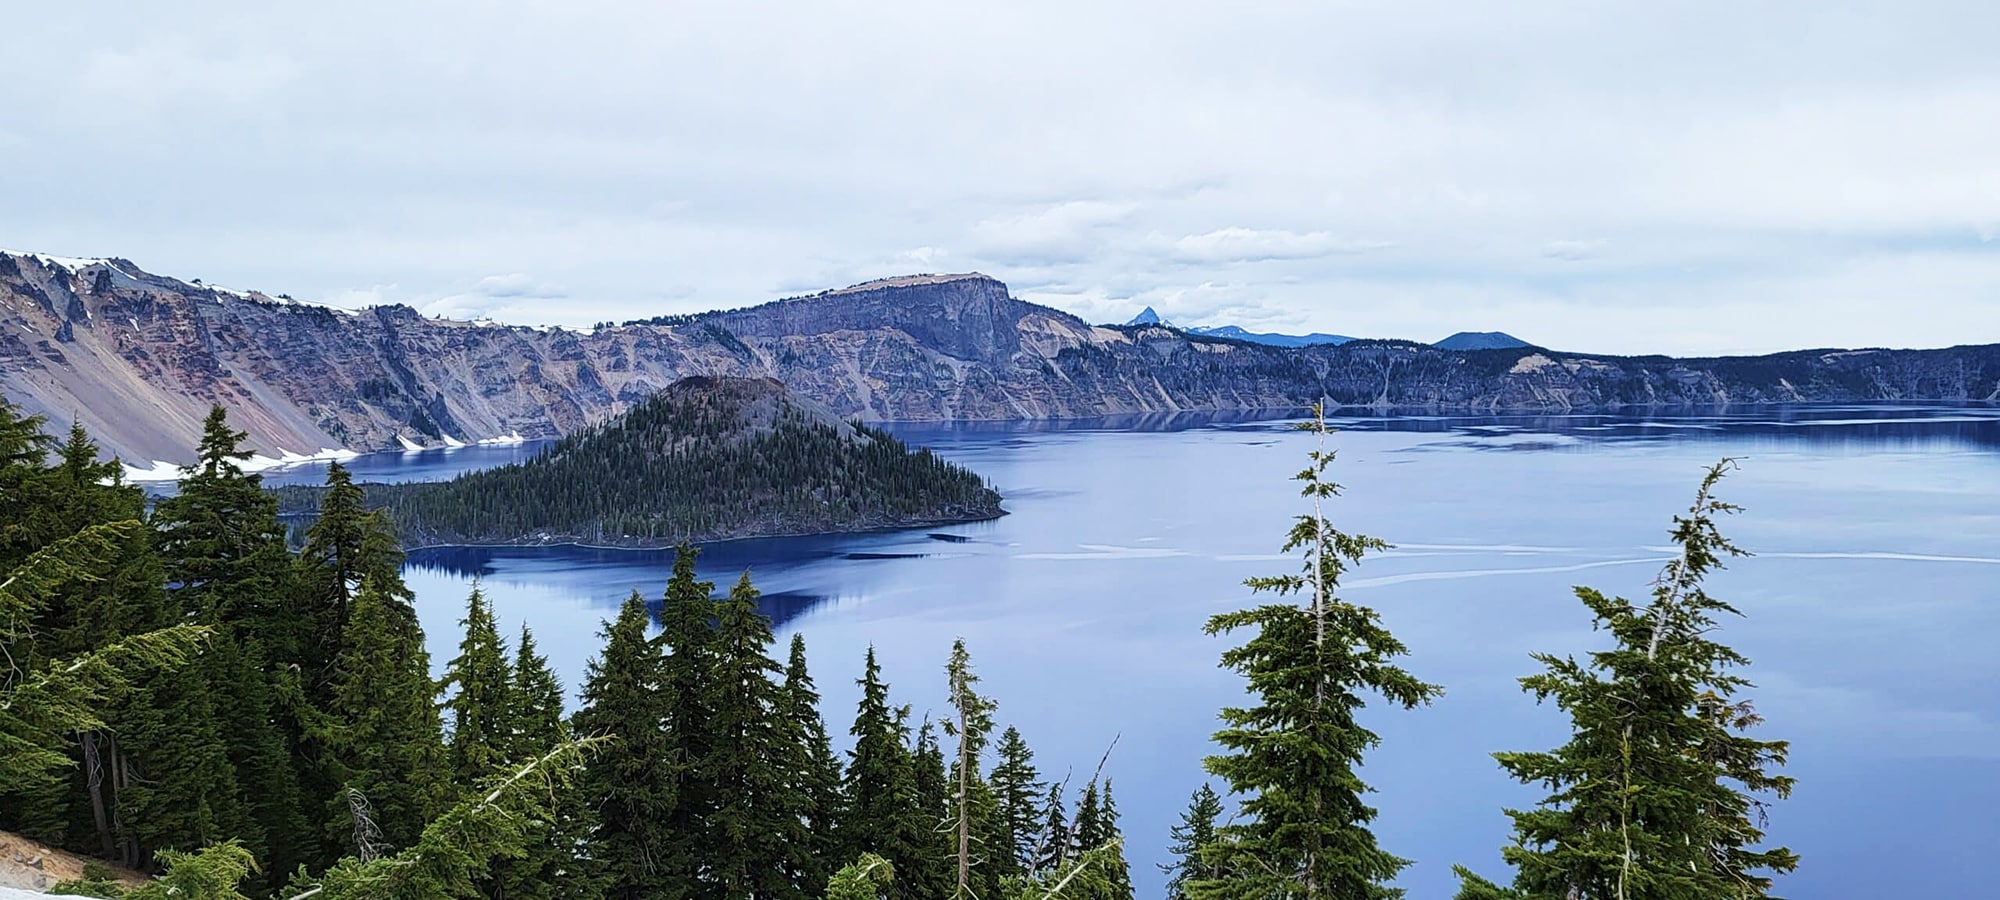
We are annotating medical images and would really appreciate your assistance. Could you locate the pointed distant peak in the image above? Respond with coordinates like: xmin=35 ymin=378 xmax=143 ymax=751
xmin=1126 ymin=306 xmax=1166 ymax=326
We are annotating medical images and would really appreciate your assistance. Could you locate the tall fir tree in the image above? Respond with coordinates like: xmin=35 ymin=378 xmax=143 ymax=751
xmin=495 ymin=623 xmax=595 ymax=900
xmin=1191 ymin=405 xmax=1441 ymax=900
xmin=323 ymin=577 xmax=450 ymax=859
xmin=842 ymin=648 xmax=930 ymax=900
xmin=1162 ymin=785 xmax=1224 ymax=900
xmin=574 ymin=592 xmax=673 ymax=900
xmin=656 ymin=543 xmax=720 ymax=900
xmin=299 ymin=463 xmax=418 ymax=872
xmin=941 ymin=639 xmax=998 ymax=900
xmin=1095 ymin=782 xmax=1132 ymax=900
xmin=909 ymin=718 xmax=956 ymax=900
xmin=296 ymin=461 xmax=410 ymax=691
xmin=442 ymin=583 xmax=513 ymax=788
xmin=986 ymin=726 xmax=1043 ymax=882
xmin=705 ymin=572 xmax=811 ymax=900
xmin=1032 ymin=781 xmax=1070 ymax=878
xmin=1452 ymin=461 xmax=1797 ymax=900
xmin=780 ymin=633 xmax=847 ymax=895
xmin=151 ymin=405 xmax=316 ymax=889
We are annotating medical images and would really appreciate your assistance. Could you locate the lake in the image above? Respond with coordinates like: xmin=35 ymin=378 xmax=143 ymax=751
xmin=278 ymin=405 xmax=1998 ymax=898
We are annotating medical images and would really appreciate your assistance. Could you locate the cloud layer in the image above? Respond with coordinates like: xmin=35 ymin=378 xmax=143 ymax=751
xmin=3 ymin=1 xmax=1997 ymax=354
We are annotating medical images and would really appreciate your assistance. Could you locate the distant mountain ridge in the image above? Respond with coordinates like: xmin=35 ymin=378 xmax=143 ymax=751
xmin=4 ymin=250 xmax=1999 ymax=465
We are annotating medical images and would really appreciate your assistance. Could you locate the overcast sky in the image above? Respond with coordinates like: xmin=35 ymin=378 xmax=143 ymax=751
xmin=4 ymin=2 xmax=1997 ymax=354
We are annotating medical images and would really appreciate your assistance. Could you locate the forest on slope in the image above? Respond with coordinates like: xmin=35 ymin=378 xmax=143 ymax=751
xmin=269 ymin=376 xmax=1004 ymax=547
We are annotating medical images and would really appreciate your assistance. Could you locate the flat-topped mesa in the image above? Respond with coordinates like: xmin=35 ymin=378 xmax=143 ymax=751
xmin=709 ymin=270 xmax=1075 ymax=364
xmin=823 ymin=272 xmax=999 ymax=296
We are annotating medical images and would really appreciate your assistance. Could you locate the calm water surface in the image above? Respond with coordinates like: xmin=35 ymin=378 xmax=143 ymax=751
xmin=312 ymin=405 xmax=1998 ymax=899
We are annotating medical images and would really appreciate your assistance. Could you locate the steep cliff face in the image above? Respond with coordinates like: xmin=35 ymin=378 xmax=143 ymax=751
xmin=4 ymin=251 xmax=1997 ymax=465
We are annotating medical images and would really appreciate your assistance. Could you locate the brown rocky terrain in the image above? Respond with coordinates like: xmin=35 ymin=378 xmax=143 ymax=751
xmin=3 ymin=250 xmax=1997 ymax=465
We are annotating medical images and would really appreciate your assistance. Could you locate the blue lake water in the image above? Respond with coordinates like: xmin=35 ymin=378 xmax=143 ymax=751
xmin=286 ymin=405 xmax=1998 ymax=899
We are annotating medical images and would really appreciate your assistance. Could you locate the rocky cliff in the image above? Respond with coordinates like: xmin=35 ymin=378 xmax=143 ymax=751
xmin=4 ymin=250 xmax=1998 ymax=465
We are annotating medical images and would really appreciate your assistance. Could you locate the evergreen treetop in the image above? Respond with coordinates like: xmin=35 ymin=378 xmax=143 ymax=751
xmin=1193 ymin=405 xmax=1441 ymax=900
xmin=1453 ymin=460 xmax=1797 ymax=900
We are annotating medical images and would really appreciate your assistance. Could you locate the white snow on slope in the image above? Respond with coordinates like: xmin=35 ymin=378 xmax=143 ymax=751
xmin=120 ymin=447 xmax=360 ymax=482
xmin=0 ymin=249 xmax=110 ymax=272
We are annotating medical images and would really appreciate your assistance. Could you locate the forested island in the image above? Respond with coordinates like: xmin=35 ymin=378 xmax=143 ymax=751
xmin=269 ymin=376 xmax=1004 ymax=547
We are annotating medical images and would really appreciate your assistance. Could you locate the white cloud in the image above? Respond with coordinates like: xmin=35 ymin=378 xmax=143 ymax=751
xmin=2 ymin=1 xmax=1997 ymax=354
xmin=472 ymin=273 xmax=567 ymax=299
xmin=1167 ymin=228 xmax=1388 ymax=264
xmin=1540 ymin=239 xmax=1606 ymax=261
xmin=968 ymin=201 xmax=1137 ymax=265
xmin=72 ymin=38 xmax=301 ymax=108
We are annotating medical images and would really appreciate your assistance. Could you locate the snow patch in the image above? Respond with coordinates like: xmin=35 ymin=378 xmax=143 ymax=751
xmin=1509 ymin=353 xmax=1558 ymax=374
xmin=397 ymin=434 xmax=426 ymax=452
xmin=119 ymin=460 xmax=184 ymax=482
xmin=440 ymin=433 xmax=468 ymax=448
xmin=0 ymin=249 xmax=110 ymax=272
xmin=121 ymin=447 xmax=359 ymax=482
xmin=477 ymin=432 xmax=527 ymax=445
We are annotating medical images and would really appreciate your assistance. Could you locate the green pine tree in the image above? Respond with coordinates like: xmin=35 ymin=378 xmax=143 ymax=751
xmin=941 ymin=639 xmax=998 ymax=900
xmin=0 ymin=522 xmax=205 ymax=858
xmin=1162 ymin=785 xmax=1223 ymax=900
xmin=323 ymin=577 xmax=450 ymax=859
xmin=494 ymin=623 xmax=595 ymax=900
xmin=1451 ymin=460 xmax=1797 ymax=900
xmin=657 ymin=543 xmax=720 ymax=900
xmin=706 ymin=572 xmax=810 ymax=900
xmin=152 ymin=406 xmax=316 ymax=889
xmin=909 ymin=718 xmax=955 ymax=900
xmin=781 ymin=633 xmax=848 ymax=895
xmin=574 ymin=590 xmax=674 ymax=900
xmin=1192 ymin=404 xmax=1442 ymax=900
xmin=986 ymin=726 xmax=1043 ymax=882
xmin=442 ymin=583 xmax=514 ymax=788
xmin=842 ymin=648 xmax=931 ymax=900
xmin=1032 ymin=781 xmax=1069 ymax=878
xmin=297 ymin=461 xmax=410 ymax=690
xmin=1095 ymin=782 xmax=1132 ymax=900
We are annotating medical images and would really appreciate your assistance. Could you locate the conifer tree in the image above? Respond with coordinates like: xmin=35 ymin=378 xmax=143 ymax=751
xmin=1162 ymin=785 xmax=1223 ymax=900
xmin=574 ymin=592 xmax=673 ymax=900
xmin=942 ymin=639 xmax=998 ymax=900
xmin=0 ymin=522 xmax=206 ymax=852
xmin=909 ymin=719 xmax=956 ymax=900
xmin=656 ymin=543 xmax=720 ymax=899
xmin=495 ymin=623 xmax=590 ymax=900
xmin=323 ymin=577 xmax=449 ymax=857
xmin=298 ymin=461 xmax=410 ymax=690
xmin=781 ymin=633 xmax=847 ymax=894
xmin=1451 ymin=461 xmax=1797 ymax=900
xmin=842 ymin=648 xmax=930 ymax=900
xmin=1069 ymin=782 xmax=1103 ymax=864
xmin=1032 ymin=782 xmax=1070 ymax=878
xmin=152 ymin=406 xmax=315 ymax=889
xmin=1192 ymin=405 xmax=1441 ymax=900
xmin=706 ymin=572 xmax=810 ymax=900
xmin=1095 ymin=782 xmax=1132 ymax=900
xmin=986 ymin=726 xmax=1043 ymax=881
xmin=442 ymin=584 xmax=513 ymax=788
xmin=298 ymin=464 xmax=419 ymax=872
